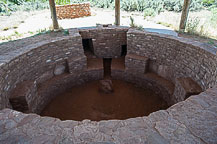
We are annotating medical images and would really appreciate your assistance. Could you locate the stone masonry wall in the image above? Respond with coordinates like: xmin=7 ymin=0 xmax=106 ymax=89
xmin=127 ymin=29 xmax=217 ymax=90
xmin=56 ymin=3 xmax=91 ymax=19
xmin=79 ymin=27 xmax=128 ymax=58
xmin=1 ymin=27 xmax=217 ymax=110
xmin=0 ymin=29 xmax=103 ymax=112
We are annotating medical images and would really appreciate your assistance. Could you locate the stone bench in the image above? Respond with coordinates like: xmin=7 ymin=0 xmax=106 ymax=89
xmin=172 ymin=77 xmax=202 ymax=105
xmin=125 ymin=54 xmax=149 ymax=75
xmin=9 ymin=81 xmax=37 ymax=113
xmin=143 ymin=73 xmax=175 ymax=105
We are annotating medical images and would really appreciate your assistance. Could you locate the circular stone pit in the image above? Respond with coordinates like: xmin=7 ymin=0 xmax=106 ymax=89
xmin=0 ymin=26 xmax=217 ymax=143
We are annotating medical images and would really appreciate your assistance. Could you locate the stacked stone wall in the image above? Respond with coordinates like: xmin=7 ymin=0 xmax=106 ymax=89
xmin=56 ymin=3 xmax=91 ymax=19
xmin=127 ymin=29 xmax=217 ymax=90
xmin=1 ymin=27 xmax=217 ymax=110
xmin=0 ymin=29 xmax=103 ymax=112
xmin=79 ymin=27 xmax=128 ymax=58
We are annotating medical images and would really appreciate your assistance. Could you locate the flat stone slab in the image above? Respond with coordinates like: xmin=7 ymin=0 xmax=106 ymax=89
xmin=0 ymin=86 xmax=216 ymax=143
xmin=144 ymin=28 xmax=178 ymax=37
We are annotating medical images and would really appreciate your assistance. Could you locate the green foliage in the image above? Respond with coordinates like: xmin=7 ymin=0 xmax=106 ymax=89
xmin=90 ymin=0 xmax=115 ymax=9
xmin=144 ymin=8 xmax=156 ymax=18
xmin=1 ymin=0 xmax=216 ymax=16
xmin=121 ymin=0 xmax=140 ymax=11
xmin=202 ymin=0 xmax=216 ymax=7
xmin=56 ymin=0 xmax=69 ymax=5
xmin=207 ymin=40 xmax=217 ymax=47
xmin=210 ymin=7 xmax=217 ymax=27
xmin=90 ymin=0 xmax=210 ymax=12
xmin=0 ymin=0 xmax=49 ymax=15
xmin=186 ymin=17 xmax=200 ymax=34
xmin=63 ymin=29 xmax=69 ymax=35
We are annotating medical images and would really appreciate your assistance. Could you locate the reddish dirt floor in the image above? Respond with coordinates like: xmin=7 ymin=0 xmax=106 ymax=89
xmin=41 ymin=80 xmax=169 ymax=121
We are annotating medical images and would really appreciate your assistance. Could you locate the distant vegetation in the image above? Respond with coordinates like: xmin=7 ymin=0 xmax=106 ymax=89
xmin=0 ymin=0 xmax=216 ymax=16
xmin=0 ymin=0 xmax=216 ymax=39
xmin=0 ymin=0 xmax=49 ymax=15
xmin=56 ymin=0 xmax=217 ymax=12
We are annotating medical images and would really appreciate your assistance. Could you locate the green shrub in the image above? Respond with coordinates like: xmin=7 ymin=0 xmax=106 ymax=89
xmin=202 ymin=0 xmax=216 ymax=7
xmin=0 ymin=0 xmax=216 ymax=16
xmin=186 ymin=17 xmax=200 ymax=34
xmin=144 ymin=8 xmax=155 ymax=18
xmin=210 ymin=7 xmax=217 ymax=27
xmin=0 ymin=0 xmax=49 ymax=15
xmin=121 ymin=0 xmax=139 ymax=11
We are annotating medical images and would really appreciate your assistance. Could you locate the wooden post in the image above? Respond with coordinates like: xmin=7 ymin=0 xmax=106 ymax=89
xmin=49 ymin=0 xmax=59 ymax=30
xmin=115 ymin=0 xmax=120 ymax=26
xmin=179 ymin=0 xmax=191 ymax=31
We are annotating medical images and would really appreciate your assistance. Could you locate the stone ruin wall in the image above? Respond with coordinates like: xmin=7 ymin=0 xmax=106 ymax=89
xmin=56 ymin=3 xmax=91 ymax=19
xmin=0 ymin=27 xmax=217 ymax=111
xmin=119 ymin=29 xmax=217 ymax=105
xmin=0 ymin=29 xmax=103 ymax=113
xmin=126 ymin=29 xmax=217 ymax=90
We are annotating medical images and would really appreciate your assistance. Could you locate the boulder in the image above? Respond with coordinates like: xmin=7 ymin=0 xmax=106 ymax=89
xmin=99 ymin=79 xmax=114 ymax=94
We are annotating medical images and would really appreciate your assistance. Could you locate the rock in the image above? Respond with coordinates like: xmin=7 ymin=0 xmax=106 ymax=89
xmin=99 ymin=79 xmax=114 ymax=94
xmin=54 ymin=65 xmax=65 ymax=76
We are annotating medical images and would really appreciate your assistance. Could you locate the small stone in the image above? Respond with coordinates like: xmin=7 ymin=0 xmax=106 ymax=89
xmin=54 ymin=65 xmax=65 ymax=75
xmin=99 ymin=79 xmax=114 ymax=94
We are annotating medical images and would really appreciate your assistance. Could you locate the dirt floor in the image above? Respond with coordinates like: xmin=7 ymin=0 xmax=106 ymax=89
xmin=41 ymin=79 xmax=168 ymax=121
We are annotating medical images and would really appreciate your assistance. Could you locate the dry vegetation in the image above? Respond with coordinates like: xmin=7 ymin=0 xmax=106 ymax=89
xmin=148 ymin=10 xmax=217 ymax=39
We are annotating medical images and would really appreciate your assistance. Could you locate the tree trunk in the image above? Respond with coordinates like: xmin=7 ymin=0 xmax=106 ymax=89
xmin=115 ymin=0 xmax=120 ymax=26
xmin=179 ymin=0 xmax=191 ymax=31
xmin=49 ymin=0 xmax=59 ymax=30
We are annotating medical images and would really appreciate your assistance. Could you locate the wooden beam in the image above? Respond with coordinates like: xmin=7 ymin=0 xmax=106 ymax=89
xmin=49 ymin=0 xmax=59 ymax=30
xmin=115 ymin=0 xmax=120 ymax=26
xmin=179 ymin=0 xmax=191 ymax=31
